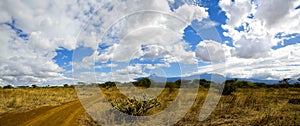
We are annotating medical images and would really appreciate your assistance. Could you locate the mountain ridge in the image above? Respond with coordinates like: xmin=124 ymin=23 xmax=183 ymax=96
xmin=136 ymin=73 xmax=280 ymax=84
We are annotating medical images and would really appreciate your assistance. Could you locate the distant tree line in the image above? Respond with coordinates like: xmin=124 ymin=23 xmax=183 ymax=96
xmin=2 ymin=77 xmax=300 ymax=95
xmin=98 ymin=78 xmax=182 ymax=89
xmin=0 ymin=84 xmax=74 ymax=89
xmin=98 ymin=77 xmax=300 ymax=95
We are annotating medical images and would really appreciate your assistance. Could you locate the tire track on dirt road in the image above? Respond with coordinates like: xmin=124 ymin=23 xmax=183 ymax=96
xmin=0 ymin=96 xmax=102 ymax=126
xmin=23 ymin=100 xmax=83 ymax=126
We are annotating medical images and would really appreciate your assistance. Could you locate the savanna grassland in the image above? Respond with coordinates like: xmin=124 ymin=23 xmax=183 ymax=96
xmin=0 ymin=87 xmax=77 ymax=114
xmin=0 ymin=86 xmax=98 ymax=126
xmin=0 ymin=82 xmax=300 ymax=126
xmin=98 ymin=86 xmax=300 ymax=125
xmin=187 ymin=88 xmax=300 ymax=125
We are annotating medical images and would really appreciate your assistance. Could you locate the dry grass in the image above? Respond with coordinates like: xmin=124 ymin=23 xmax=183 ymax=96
xmin=197 ymin=88 xmax=300 ymax=125
xmin=96 ymin=87 xmax=300 ymax=125
xmin=1 ymin=87 xmax=300 ymax=125
xmin=0 ymin=87 xmax=77 ymax=114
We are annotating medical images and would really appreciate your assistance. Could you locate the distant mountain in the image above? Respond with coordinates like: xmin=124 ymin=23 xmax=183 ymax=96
xmin=236 ymin=78 xmax=279 ymax=84
xmin=135 ymin=73 xmax=280 ymax=84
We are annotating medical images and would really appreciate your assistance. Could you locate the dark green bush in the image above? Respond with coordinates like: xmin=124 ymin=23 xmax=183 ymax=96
xmin=18 ymin=86 xmax=30 ymax=88
xmin=133 ymin=78 xmax=151 ymax=88
xmin=222 ymin=83 xmax=236 ymax=95
xmin=199 ymin=79 xmax=211 ymax=88
xmin=3 ymin=85 xmax=14 ymax=89
xmin=254 ymin=82 xmax=267 ymax=88
xmin=31 ymin=84 xmax=38 ymax=88
xmin=235 ymin=81 xmax=254 ymax=88
xmin=99 ymin=81 xmax=116 ymax=89
xmin=222 ymin=79 xmax=237 ymax=95
xmin=63 ymin=84 xmax=70 ymax=88
xmin=174 ymin=79 xmax=183 ymax=88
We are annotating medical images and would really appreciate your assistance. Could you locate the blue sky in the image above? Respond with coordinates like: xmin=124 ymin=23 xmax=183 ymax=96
xmin=0 ymin=0 xmax=299 ymax=85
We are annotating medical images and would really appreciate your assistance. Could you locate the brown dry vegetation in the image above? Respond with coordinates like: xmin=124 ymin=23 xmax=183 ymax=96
xmin=181 ymin=88 xmax=300 ymax=125
xmin=0 ymin=87 xmax=101 ymax=126
xmin=99 ymin=87 xmax=300 ymax=125
xmin=0 ymin=87 xmax=300 ymax=125
xmin=0 ymin=87 xmax=77 ymax=114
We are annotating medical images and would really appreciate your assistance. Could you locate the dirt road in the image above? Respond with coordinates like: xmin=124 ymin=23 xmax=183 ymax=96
xmin=0 ymin=100 xmax=86 ymax=126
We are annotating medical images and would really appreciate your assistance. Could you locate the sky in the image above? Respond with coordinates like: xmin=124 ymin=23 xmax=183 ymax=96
xmin=0 ymin=0 xmax=299 ymax=86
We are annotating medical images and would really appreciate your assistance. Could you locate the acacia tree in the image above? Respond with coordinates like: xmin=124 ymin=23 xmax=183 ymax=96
xmin=279 ymin=78 xmax=291 ymax=85
xmin=275 ymin=78 xmax=291 ymax=88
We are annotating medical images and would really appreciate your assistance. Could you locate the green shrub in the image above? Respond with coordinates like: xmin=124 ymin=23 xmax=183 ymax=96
xmin=31 ymin=84 xmax=38 ymax=88
xmin=3 ymin=85 xmax=14 ymax=89
xmin=235 ymin=81 xmax=254 ymax=88
xmin=222 ymin=83 xmax=236 ymax=95
xmin=17 ymin=86 xmax=30 ymax=88
xmin=174 ymin=79 xmax=183 ymax=88
xmin=222 ymin=79 xmax=237 ymax=95
xmin=254 ymin=82 xmax=267 ymax=88
xmin=133 ymin=78 xmax=152 ymax=88
xmin=100 ymin=81 xmax=116 ymax=89
xmin=199 ymin=79 xmax=211 ymax=88
xmin=63 ymin=84 xmax=70 ymax=88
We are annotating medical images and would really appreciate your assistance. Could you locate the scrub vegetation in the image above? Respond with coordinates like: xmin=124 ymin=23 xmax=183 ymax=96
xmin=0 ymin=78 xmax=300 ymax=125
